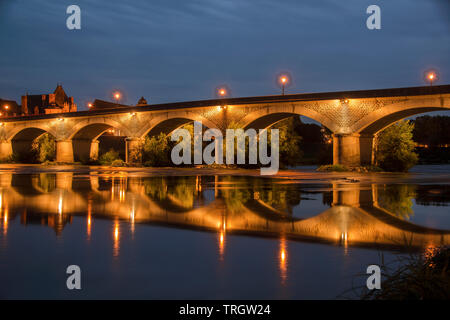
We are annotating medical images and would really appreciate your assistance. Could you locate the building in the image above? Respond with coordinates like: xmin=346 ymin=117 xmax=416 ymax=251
xmin=0 ymin=98 xmax=21 ymax=117
xmin=21 ymin=84 xmax=77 ymax=115
xmin=89 ymin=96 xmax=148 ymax=111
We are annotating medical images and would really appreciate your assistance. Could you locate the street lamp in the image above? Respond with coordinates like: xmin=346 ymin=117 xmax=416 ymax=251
xmin=4 ymin=105 xmax=9 ymax=110
xmin=113 ymin=92 xmax=121 ymax=103
xmin=87 ymin=102 xmax=93 ymax=108
xmin=279 ymin=75 xmax=289 ymax=95
xmin=427 ymin=72 xmax=436 ymax=86
xmin=218 ymin=88 xmax=227 ymax=97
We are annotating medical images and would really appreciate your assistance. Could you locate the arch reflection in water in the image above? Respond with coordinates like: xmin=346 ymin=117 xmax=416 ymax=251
xmin=0 ymin=173 xmax=450 ymax=261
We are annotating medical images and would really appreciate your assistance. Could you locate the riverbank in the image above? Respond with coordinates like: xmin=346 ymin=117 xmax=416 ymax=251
xmin=0 ymin=163 xmax=449 ymax=185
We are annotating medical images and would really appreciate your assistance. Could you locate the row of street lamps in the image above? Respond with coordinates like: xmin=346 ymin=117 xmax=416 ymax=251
xmin=86 ymin=71 xmax=439 ymax=109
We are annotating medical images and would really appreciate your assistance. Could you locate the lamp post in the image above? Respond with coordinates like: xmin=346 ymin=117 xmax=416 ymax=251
xmin=427 ymin=72 xmax=436 ymax=86
xmin=279 ymin=76 xmax=288 ymax=95
xmin=218 ymin=88 xmax=227 ymax=98
xmin=113 ymin=92 xmax=121 ymax=104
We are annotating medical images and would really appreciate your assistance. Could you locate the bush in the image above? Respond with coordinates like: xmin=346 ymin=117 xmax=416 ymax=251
xmin=375 ymin=121 xmax=418 ymax=172
xmin=142 ymin=133 xmax=173 ymax=167
xmin=0 ymin=153 xmax=17 ymax=163
xmin=360 ymin=246 xmax=450 ymax=300
xmin=99 ymin=149 xmax=121 ymax=165
xmin=317 ymin=164 xmax=350 ymax=172
xmin=111 ymin=159 xmax=126 ymax=167
xmin=31 ymin=133 xmax=56 ymax=163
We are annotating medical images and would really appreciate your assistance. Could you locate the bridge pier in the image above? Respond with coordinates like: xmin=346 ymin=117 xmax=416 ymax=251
xmin=56 ymin=140 xmax=74 ymax=163
xmin=90 ymin=140 xmax=99 ymax=160
xmin=333 ymin=133 xmax=374 ymax=167
xmin=0 ymin=140 xmax=12 ymax=160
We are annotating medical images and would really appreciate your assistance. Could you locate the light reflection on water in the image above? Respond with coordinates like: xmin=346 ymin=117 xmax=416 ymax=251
xmin=0 ymin=172 xmax=449 ymax=299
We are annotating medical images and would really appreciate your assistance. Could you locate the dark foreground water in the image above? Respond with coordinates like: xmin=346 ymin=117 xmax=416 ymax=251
xmin=0 ymin=167 xmax=449 ymax=299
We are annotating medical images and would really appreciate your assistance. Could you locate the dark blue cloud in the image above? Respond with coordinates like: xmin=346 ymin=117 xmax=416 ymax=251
xmin=0 ymin=0 xmax=448 ymax=110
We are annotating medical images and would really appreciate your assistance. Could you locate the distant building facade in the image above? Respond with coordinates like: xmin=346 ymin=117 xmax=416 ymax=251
xmin=21 ymin=85 xmax=77 ymax=115
xmin=0 ymin=98 xmax=21 ymax=117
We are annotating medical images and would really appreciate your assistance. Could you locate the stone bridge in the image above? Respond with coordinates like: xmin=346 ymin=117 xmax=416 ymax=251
xmin=0 ymin=85 xmax=449 ymax=166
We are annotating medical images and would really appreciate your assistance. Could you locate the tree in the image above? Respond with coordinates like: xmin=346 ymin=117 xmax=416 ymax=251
xmin=142 ymin=133 xmax=173 ymax=166
xmin=32 ymin=133 xmax=56 ymax=163
xmin=270 ymin=117 xmax=303 ymax=167
xmin=375 ymin=120 xmax=418 ymax=172
xmin=98 ymin=149 xmax=121 ymax=165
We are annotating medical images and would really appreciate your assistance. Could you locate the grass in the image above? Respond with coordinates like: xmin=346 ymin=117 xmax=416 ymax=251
xmin=317 ymin=164 xmax=350 ymax=172
xmin=317 ymin=164 xmax=383 ymax=172
xmin=347 ymin=246 xmax=450 ymax=300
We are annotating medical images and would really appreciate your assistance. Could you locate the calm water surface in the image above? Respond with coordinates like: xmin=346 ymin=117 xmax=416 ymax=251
xmin=0 ymin=167 xmax=449 ymax=299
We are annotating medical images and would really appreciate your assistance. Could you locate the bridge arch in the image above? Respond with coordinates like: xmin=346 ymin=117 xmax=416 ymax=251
xmin=355 ymin=105 xmax=449 ymax=135
xmin=137 ymin=112 xmax=216 ymax=138
xmin=9 ymin=127 xmax=57 ymax=162
xmin=67 ymin=118 xmax=131 ymax=140
xmin=68 ymin=119 xmax=131 ymax=162
xmin=240 ymin=104 xmax=336 ymax=132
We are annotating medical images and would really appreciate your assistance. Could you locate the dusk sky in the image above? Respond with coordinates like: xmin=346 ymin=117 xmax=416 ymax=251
xmin=0 ymin=0 xmax=449 ymax=110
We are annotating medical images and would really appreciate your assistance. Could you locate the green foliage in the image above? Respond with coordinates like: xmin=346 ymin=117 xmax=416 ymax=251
xmin=37 ymin=173 xmax=56 ymax=192
xmin=99 ymin=149 xmax=121 ymax=165
xmin=270 ymin=117 xmax=303 ymax=168
xmin=143 ymin=176 xmax=196 ymax=209
xmin=361 ymin=246 xmax=450 ymax=300
xmin=375 ymin=120 xmax=418 ymax=172
xmin=111 ymin=159 xmax=126 ymax=167
xmin=376 ymin=184 xmax=416 ymax=220
xmin=142 ymin=133 xmax=174 ymax=167
xmin=31 ymin=133 xmax=56 ymax=163
xmin=317 ymin=164 xmax=350 ymax=172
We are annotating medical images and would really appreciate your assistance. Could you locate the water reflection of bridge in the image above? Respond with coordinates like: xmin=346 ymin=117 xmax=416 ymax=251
xmin=1 ymin=172 xmax=449 ymax=253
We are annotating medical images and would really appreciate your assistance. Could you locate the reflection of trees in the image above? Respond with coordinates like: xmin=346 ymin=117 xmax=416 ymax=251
xmin=376 ymin=185 xmax=416 ymax=220
xmin=143 ymin=176 xmax=196 ymax=209
xmin=140 ymin=175 xmax=303 ymax=216
xmin=36 ymin=173 xmax=56 ymax=193
xmin=220 ymin=176 xmax=301 ymax=216
xmin=256 ymin=184 xmax=301 ymax=216
xmin=220 ymin=182 xmax=252 ymax=213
